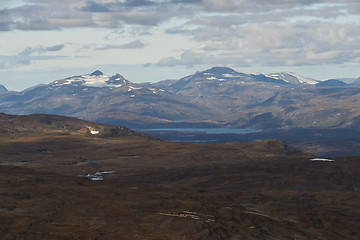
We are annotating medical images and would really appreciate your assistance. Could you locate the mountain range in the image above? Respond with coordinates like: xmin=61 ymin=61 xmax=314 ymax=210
xmin=0 ymin=67 xmax=359 ymax=130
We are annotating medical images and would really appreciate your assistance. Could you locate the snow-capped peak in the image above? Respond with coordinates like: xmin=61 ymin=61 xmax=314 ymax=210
xmin=51 ymin=71 xmax=129 ymax=88
xmin=266 ymin=72 xmax=319 ymax=85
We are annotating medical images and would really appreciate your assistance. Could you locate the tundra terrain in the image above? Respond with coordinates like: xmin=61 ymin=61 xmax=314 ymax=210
xmin=0 ymin=114 xmax=359 ymax=239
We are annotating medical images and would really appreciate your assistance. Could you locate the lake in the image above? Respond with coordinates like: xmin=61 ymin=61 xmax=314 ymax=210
xmin=135 ymin=128 xmax=263 ymax=143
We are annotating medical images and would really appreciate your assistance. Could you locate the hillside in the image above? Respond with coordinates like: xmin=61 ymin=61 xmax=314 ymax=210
xmin=0 ymin=113 xmax=359 ymax=239
xmin=0 ymin=113 xmax=153 ymax=139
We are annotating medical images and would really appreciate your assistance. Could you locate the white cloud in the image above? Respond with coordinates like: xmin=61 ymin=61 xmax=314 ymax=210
xmin=0 ymin=0 xmax=359 ymax=79
xmin=0 ymin=44 xmax=65 ymax=69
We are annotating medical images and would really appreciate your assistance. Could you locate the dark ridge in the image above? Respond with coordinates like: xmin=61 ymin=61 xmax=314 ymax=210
xmin=316 ymin=79 xmax=347 ymax=87
xmin=0 ymin=84 xmax=7 ymax=93
xmin=0 ymin=113 xmax=156 ymax=139
xmin=90 ymin=70 xmax=104 ymax=76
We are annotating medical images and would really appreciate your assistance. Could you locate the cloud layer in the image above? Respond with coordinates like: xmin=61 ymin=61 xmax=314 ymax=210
xmin=1 ymin=0 xmax=360 ymax=69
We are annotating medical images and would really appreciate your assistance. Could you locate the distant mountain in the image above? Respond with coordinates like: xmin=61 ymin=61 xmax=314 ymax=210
xmin=0 ymin=84 xmax=7 ymax=93
xmin=265 ymin=72 xmax=319 ymax=85
xmin=0 ymin=68 xmax=360 ymax=129
xmin=315 ymin=79 xmax=347 ymax=87
xmin=151 ymin=67 xmax=292 ymax=109
xmin=0 ymin=71 xmax=212 ymax=127
xmin=351 ymin=77 xmax=360 ymax=86
xmin=52 ymin=70 xmax=130 ymax=88
xmin=153 ymin=67 xmax=289 ymax=94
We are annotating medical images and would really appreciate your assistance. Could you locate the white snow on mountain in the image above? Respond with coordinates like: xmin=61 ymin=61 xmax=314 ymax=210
xmin=310 ymin=158 xmax=334 ymax=162
xmin=52 ymin=71 xmax=128 ymax=88
xmin=266 ymin=72 xmax=319 ymax=85
xmin=222 ymin=73 xmax=240 ymax=78
xmin=128 ymin=86 xmax=143 ymax=91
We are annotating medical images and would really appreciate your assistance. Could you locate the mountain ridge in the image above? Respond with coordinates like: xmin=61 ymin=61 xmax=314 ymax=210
xmin=0 ymin=67 xmax=359 ymax=130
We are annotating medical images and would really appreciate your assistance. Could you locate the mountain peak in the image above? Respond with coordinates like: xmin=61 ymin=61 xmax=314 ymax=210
xmin=90 ymin=70 xmax=104 ymax=76
xmin=205 ymin=67 xmax=238 ymax=74
xmin=0 ymin=84 xmax=7 ymax=93
xmin=266 ymin=72 xmax=319 ymax=85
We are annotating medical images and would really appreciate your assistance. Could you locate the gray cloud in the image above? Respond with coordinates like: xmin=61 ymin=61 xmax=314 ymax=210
xmin=96 ymin=40 xmax=145 ymax=50
xmin=157 ymin=18 xmax=360 ymax=68
xmin=79 ymin=0 xmax=112 ymax=12
xmin=0 ymin=44 xmax=65 ymax=69
xmin=1 ymin=0 xmax=358 ymax=31
xmin=1 ymin=0 xmax=360 ymax=70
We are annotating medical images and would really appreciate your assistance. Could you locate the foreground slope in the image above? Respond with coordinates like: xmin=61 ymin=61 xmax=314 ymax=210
xmin=0 ymin=114 xmax=359 ymax=239
xmin=0 ymin=113 xmax=152 ymax=138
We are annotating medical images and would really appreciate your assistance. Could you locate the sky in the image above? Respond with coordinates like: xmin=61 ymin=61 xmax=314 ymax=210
xmin=0 ymin=0 xmax=360 ymax=91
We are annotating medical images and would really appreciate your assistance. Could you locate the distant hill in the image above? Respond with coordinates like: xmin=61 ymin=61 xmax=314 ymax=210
xmin=351 ymin=77 xmax=360 ymax=86
xmin=0 ymin=113 xmax=153 ymax=139
xmin=315 ymin=79 xmax=347 ymax=87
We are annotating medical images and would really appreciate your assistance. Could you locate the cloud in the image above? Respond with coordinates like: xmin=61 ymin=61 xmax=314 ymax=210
xmin=0 ymin=0 xmax=198 ymax=30
xmin=0 ymin=44 xmax=65 ymax=69
xmin=157 ymin=18 xmax=360 ymax=68
xmin=0 ymin=0 xmax=359 ymax=31
xmin=1 ymin=0 xmax=360 ymax=70
xmin=96 ymin=40 xmax=145 ymax=50
xmin=79 ymin=0 xmax=112 ymax=12
xmin=19 ymin=44 xmax=65 ymax=56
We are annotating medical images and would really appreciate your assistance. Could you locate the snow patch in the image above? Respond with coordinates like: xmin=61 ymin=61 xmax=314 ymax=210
xmin=149 ymin=88 xmax=157 ymax=94
xmin=79 ymin=171 xmax=116 ymax=181
xmin=222 ymin=73 xmax=239 ymax=78
xmin=90 ymin=130 xmax=99 ymax=135
xmin=310 ymin=158 xmax=334 ymax=162
xmin=266 ymin=72 xmax=319 ymax=85
xmin=53 ymin=73 xmax=126 ymax=88
xmin=128 ymin=86 xmax=142 ymax=91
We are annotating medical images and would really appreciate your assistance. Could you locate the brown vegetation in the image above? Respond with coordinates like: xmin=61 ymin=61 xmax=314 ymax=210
xmin=0 ymin=115 xmax=359 ymax=239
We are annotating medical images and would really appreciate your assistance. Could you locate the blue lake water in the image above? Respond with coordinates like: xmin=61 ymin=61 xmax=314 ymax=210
xmin=135 ymin=128 xmax=263 ymax=143
xmin=137 ymin=128 xmax=262 ymax=134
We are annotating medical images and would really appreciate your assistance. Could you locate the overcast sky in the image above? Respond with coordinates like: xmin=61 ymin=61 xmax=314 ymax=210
xmin=1 ymin=0 xmax=360 ymax=90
